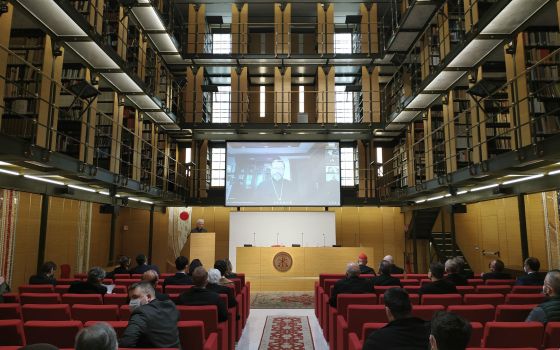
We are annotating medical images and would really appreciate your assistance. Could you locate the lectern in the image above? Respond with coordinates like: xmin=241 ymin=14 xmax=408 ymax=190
xmin=185 ymin=232 xmax=215 ymax=265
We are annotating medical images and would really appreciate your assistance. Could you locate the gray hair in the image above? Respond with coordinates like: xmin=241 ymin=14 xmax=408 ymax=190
xmin=196 ymin=219 xmax=205 ymax=224
xmin=546 ymin=270 xmax=560 ymax=295
xmin=87 ymin=267 xmax=106 ymax=283
xmin=445 ymin=259 xmax=458 ymax=274
xmin=75 ymin=322 xmax=118 ymax=350
xmin=129 ymin=281 xmax=155 ymax=297
xmin=346 ymin=262 xmax=360 ymax=277
xmin=208 ymin=268 xmax=221 ymax=284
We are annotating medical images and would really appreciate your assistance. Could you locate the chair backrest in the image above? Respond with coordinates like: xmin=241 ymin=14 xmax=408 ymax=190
xmin=404 ymin=285 xmax=421 ymax=294
xmin=379 ymin=293 xmax=419 ymax=305
xmin=468 ymin=322 xmax=484 ymax=347
xmin=60 ymin=264 xmax=71 ymax=279
xmin=467 ymin=279 xmax=484 ymax=286
xmin=103 ymin=293 xmax=128 ymax=305
xmin=113 ymin=285 xmax=127 ymax=294
xmin=19 ymin=285 xmax=54 ymax=293
xmin=463 ymin=293 xmax=505 ymax=306
xmin=61 ymin=293 xmax=103 ymax=305
xmin=236 ymin=273 xmax=245 ymax=286
xmin=114 ymin=279 xmax=138 ymax=287
xmin=3 ymin=293 xmax=19 ymax=303
xmin=485 ymin=279 xmax=515 ymax=285
xmin=57 ymin=278 xmax=80 ymax=284
xmin=447 ymin=305 xmax=496 ymax=324
xmin=114 ymin=274 xmax=132 ymax=279
xmin=361 ymin=323 xmax=386 ymax=341
xmin=482 ymin=321 xmax=544 ymax=348
xmin=84 ymin=320 xmax=129 ymax=338
xmin=176 ymin=305 xmax=219 ymax=337
xmin=323 ymin=279 xmax=339 ymax=297
xmin=544 ymin=321 xmax=560 ymax=348
xmin=421 ymin=294 xmax=462 ymax=306
xmin=119 ymin=305 xmax=131 ymax=320
xmin=178 ymin=320 xmax=206 ymax=350
xmin=0 ymin=304 xmax=21 ymax=320
xmin=320 ymin=274 xmax=345 ymax=289
xmin=505 ymin=293 xmax=546 ymax=305
xmin=229 ymin=278 xmax=242 ymax=294
xmin=495 ymin=304 xmax=536 ymax=322
xmin=165 ymin=285 xmax=193 ymax=294
xmin=511 ymin=285 xmax=543 ymax=294
xmin=406 ymin=274 xmax=429 ymax=280
xmin=337 ymin=294 xmax=377 ymax=318
xmin=24 ymin=320 xmax=83 ymax=348
xmin=22 ymin=304 xmax=71 ymax=321
xmin=476 ymin=285 xmax=511 ymax=294
xmin=20 ymin=293 xmax=61 ymax=304
xmin=71 ymin=304 xmax=119 ymax=322
xmin=346 ymin=305 xmax=388 ymax=335
xmin=456 ymin=286 xmax=475 ymax=295
xmin=411 ymin=305 xmax=445 ymax=321
xmin=0 ymin=319 xmax=25 ymax=346
xmin=74 ymin=273 xmax=87 ymax=280
xmin=54 ymin=285 xmax=70 ymax=294
xmin=131 ymin=274 xmax=143 ymax=279
xmin=399 ymin=279 xmax=418 ymax=286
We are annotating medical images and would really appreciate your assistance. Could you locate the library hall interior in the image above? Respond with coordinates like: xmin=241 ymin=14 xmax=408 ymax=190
xmin=1 ymin=0 xmax=560 ymax=349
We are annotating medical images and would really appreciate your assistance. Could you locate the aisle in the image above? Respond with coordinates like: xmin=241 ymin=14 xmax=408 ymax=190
xmin=236 ymin=309 xmax=328 ymax=350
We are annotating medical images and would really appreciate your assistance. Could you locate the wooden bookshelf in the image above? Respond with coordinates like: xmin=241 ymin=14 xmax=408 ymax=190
xmin=423 ymin=106 xmax=446 ymax=181
xmin=95 ymin=90 xmax=123 ymax=172
xmin=141 ymin=120 xmax=157 ymax=186
xmin=102 ymin=0 xmax=128 ymax=60
xmin=0 ymin=3 xmax=14 ymax=120
xmin=443 ymin=87 xmax=472 ymax=173
xmin=69 ymin=0 xmax=105 ymax=35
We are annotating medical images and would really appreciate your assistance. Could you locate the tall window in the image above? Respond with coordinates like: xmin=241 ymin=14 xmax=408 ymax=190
xmin=212 ymin=33 xmax=231 ymax=54
xmin=212 ymin=86 xmax=231 ymax=123
xmin=376 ymin=147 xmax=384 ymax=177
xmin=335 ymin=85 xmax=353 ymax=123
xmin=334 ymin=33 xmax=352 ymax=53
xmin=210 ymin=147 xmax=226 ymax=187
xmin=341 ymin=147 xmax=357 ymax=186
xmin=298 ymin=86 xmax=305 ymax=113
xmin=259 ymin=86 xmax=266 ymax=118
xmin=185 ymin=148 xmax=192 ymax=175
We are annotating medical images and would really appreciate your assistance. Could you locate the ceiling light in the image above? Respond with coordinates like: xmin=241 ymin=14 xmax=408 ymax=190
xmin=470 ymin=184 xmax=498 ymax=192
xmin=146 ymin=112 xmax=175 ymax=124
xmin=98 ymin=191 xmax=110 ymax=196
xmin=17 ymin=0 xmax=88 ymax=37
xmin=456 ymin=190 xmax=468 ymax=195
xmin=0 ymin=168 xmax=19 ymax=176
xmin=548 ymin=169 xmax=560 ymax=175
xmin=427 ymin=195 xmax=444 ymax=201
xmin=407 ymin=94 xmax=439 ymax=109
xmin=140 ymin=200 xmax=154 ymax=204
xmin=0 ymin=161 xmax=12 ymax=166
xmin=131 ymin=7 xmax=166 ymax=31
xmin=128 ymin=197 xmax=140 ymax=202
xmin=24 ymin=175 xmax=65 ymax=186
xmin=101 ymin=73 xmax=143 ymax=93
xmin=392 ymin=110 xmax=420 ymax=123
xmin=68 ymin=184 xmax=97 ymax=193
xmin=147 ymin=33 xmax=179 ymax=53
xmin=481 ymin=0 xmax=549 ymax=35
xmin=415 ymin=199 xmax=426 ymax=204
xmin=128 ymin=95 xmax=160 ymax=110
xmin=502 ymin=173 xmax=544 ymax=185
xmin=66 ymin=42 xmax=120 ymax=70
xmin=444 ymin=194 xmax=451 ymax=197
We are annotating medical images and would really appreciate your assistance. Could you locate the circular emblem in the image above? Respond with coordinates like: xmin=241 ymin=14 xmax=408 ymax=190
xmin=273 ymin=252 xmax=293 ymax=272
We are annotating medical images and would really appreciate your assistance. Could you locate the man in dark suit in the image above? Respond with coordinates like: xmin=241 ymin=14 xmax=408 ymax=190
xmin=358 ymin=253 xmax=376 ymax=275
xmin=68 ymin=267 xmax=108 ymax=294
xmin=192 ymin=219 xmax=208 ymax=233
xmin=163 ymin=256 xmax=193 ymax=290
xmin=372 ymin=260 xmax=402 ymax=287
xmin=142 ymin=270 xmax=169 ymax=301
xmin=207 ymin=268 xmax=237 ymax=308
xmin=363 ymin=288 xmax=429 ymax=350
xmin=526 ymin=270 xmax=560 ymax=323
xmin=29 ymin=261 xmax=57 ymax=285
xmin=383 ymin=255 xmax=405 ymax=274
xmin=419 ymin=262 xmax=458 ymax=295
xmin=106 ymin=256 xmax=130 ymax=279
xmin=482 ymin=259 xmax=512 ymax=281
xmin=430 ymin=311 xmax=472 ymax=350
xmin=516 ymin=257 xmax=545 ymax=286
xmin=329 ymin=263 xmax=374 ymax=307
xmin=129 ymin=254 xmax=160 ymax=275
xmin=119 ymin=282 xmax=180 ymax=348
xmin=445 ymin=258 xmax=468 ymax=286
xmin=179 ymin=266 xmax=228 ymax=323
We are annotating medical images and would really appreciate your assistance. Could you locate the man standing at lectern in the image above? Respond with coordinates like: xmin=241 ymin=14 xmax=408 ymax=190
xmin=193 ymin=219 xmax=208 ymax=233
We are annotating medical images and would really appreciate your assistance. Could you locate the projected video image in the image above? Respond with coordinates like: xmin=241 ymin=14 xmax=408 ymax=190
xmin=226 ymin=142 xmax=341 ymax=206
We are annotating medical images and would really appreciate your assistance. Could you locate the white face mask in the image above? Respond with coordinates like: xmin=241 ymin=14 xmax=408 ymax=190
xmin=129 ymin=298 xmax=142 ymax=311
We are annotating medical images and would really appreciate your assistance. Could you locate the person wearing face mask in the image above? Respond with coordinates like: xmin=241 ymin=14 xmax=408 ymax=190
xmin=526 ymin=270 xmax=560 ymax=323
xmin=119 ymin=282 xmax=180 ymax=348
xmin=256 ymin=158 xmax=295 ymax=204
xmin=516 ymin=257 xmax=545 ymax=286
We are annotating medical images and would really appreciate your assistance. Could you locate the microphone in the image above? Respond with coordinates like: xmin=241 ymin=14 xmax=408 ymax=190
xmin=276 ymin=232 xmax=279 ymax=245
xmin=323 ymin=233 xmax=326 ymax=247
xmin=253 ymin=232 xmax=256 ymax=246
xmin=301 ymin=232 xmax=304 ymax=247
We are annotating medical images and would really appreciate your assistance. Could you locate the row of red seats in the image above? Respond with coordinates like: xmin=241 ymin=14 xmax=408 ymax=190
xmin=318 ymin=273 xmax=520 ymax=286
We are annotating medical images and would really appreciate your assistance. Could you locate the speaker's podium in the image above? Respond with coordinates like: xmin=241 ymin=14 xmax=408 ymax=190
xmin=185 ymin=232 xmax=215 ymax=265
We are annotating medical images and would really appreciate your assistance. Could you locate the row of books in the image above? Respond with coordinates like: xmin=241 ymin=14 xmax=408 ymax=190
xmin=8 ymin=49 xmax=43 ymax=67
xmin=62 ymin=67 xmax=86 ymax=80
xmin=523 ymin=31 xmax=560 ymax=47
xmin=5 ymin=68 xmax=39 ymax=95
xmin=528 ymin=65 xmax=559 ymax=82
xmin=70 ymin=0 xmax=90 ymax=14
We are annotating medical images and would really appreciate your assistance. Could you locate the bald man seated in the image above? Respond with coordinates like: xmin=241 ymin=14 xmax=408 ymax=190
xmin=329 ymin=263 xmax=374 ymax=307
xmin=383 ymin=255 xmax=405 ymax=274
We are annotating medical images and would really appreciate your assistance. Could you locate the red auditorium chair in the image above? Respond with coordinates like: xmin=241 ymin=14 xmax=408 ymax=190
xmin=420 ymin=279 xmax=432 ymax=286
xmin=74 ymin=273 xmax=87 ymax=280
xmin=57 ymin=278 xmax=79 ymax=284
xmin=467 ymin=279 xmax=484 ymax=286
xmin=467 ymin=348 xmax=539 ymax=350
xmin=20 ymin=293 xmax=60 ymax=304
xmin=164 ymin=285 xmax=193 ymax=294
xmin=505 ymin=293 xmax=546 ymax=305
xmin=404 ymin=285 xmax=421 ymax=294
xmin=60 ymin=264 xmax=71 ymax=279
xmin=456 ymin=286 xmax=475 ymax=294
xmin=131 ymin=274 xmax=143 ymax=279
xmin=0 ymin=320 xmax=26 ymax=346
xmin=229 ymin=278 xmax=242 ymax=294
xmin=378 ymin=293 xmax=420 ymax=305
xmin=0 ymin=304 xmax=21 ymax=320
xmin=337 ymin=305 xmax=388 ymax=350
xmin=485 ymin=279 xmax=515 ymax=285
xmin=463 ymin=293 xmax=505 ymax=306
xmin=61 ymin=293 xmax=103 ymax=305
xmin=421 ymin=294 xmax=462 ymax=306
xmin=329 ymin=294 xmax=377 ymax=349
xmin=168 ymin=293 xmax=181 ymax=304
xmin=511 ymin=285 xmax=542 ymax=294
xmin=178 ymin=320 xmax=219 ymax=350
xmin=218 ymin=294 xmax=235 ymax=350
xmin=347 ymin=322 xmax=387 ymax=350
xmin=411 ymin=305 xmax=445 ymax=321
xmin=114 ymin=279 xmax=137 ymax=288
xmin=2 ymin=293 xmax=19 ymax=303
xmin=22 ymin=304 xmax=71 ymax=321
xmin=374 ymin=286 xmax=394 ymax=295
xmin=482 ymin=322 xmax=544 ymax=348
xmin=468 ymin=322 xmax=484 ymax=347
xmin=392 ymin=274 xmax=404 ymax=279
xmin=71 ymin=304 xmax=119 ymax=322
xmin=102 ymin=279 xmax=113 ymax=285
xmin=24 ymin=320 xmax=83 ymax=348
xmin=85 ymin=320 xmax=129 ymax=337
xmin=543 ymin=322 xmax=560 ymax=349
xmin=406 ymin=274 xmax=428 ymax=280
xmin=18 ymin=285 xmax=54 ymax=293
xmin=113 ymin=285 xmax=127 ymax=294
xmin=447 ymin=305 xmax=495 ymax=324
xmin=103 ymin=293 xmax=128 ymax=305
xmin=476 ymin=285 xmax=511 ymax=294
xmin=399 ymin=279 xmax=419 ymax=286
xmin=54 ymin=285 xmax=70 ymax=294
xmin=119 ymin=305 xmax=131 ymax=320
xmin=176 ymin=305 xmax=228 ymax=350
xmin=495 ymin=304 xmax=536 ymax=322
xmin=114 ymin=274 xmax=132 ymax=279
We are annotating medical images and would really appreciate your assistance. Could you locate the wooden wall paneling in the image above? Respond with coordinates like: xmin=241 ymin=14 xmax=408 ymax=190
xmin=119 ymin=207 xmax=150 ymax=262
xmin=359 ymin=3 xmax=378 ymax=55
xmin=109 ymin=93 xmax=124 ymax=173
xmin=230 ymin=67 xmax=248 ymax=123
xmin=0 ymin=3 xmax=13 ymax=120
xmin=442 ymin=92 xmax=457 ymax=173
xmin=187 ymin=5 xmax=206 ymax=54
xmin=525 ymin=193 xmax=548 ymax=270
xmin=273 ymin=67 xmax=291 ymax=123
xmin=231 ymin=4 xmax=248 ymax=55
xmin=88 ymin=203 xmax=112 ymax=268
xmin=184 ymin=67 xmax=204 ymax=123
xmin=151 ymin=208 xmax=170 ymax=272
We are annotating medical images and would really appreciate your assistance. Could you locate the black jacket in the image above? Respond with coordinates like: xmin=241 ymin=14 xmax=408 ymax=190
xmin=119 ymin=299 xmax=180 ymax=349
xmin=206 ymin=283 xmax=238 ymax=308
xmin=359 ymin=265 xmax=376 ymax=275
xmin=329 ymin=276 xmax=374 ymax=307
xmin=129 ymin=264 xmax=160 ymax=275
xmin=445 ymin=273 xmax=468 ymax=286
xmin=371 ymin=274 xmax=402 ymax=287
xmin=419 ymin=279 xmax=458 ymax=295
xmin=389 ymin=265 xmax=405 ymax=275
xmin=29 ymin=275 xmax=56 ymax=286
xmin=362 ymin=317 xmax=430 ymax=350
xmin=482 ymin=271 xmax=512 ymax=281
xmin=179 ymin=287 xmax=228 ymax=323
xmin=163 ymin=273 xmax=193 ymax=288
xmin=68 ymin=281 xmax=107 ymax=295
xmin=515 ymin=272 xmax=545 ymax=286
xmin=155 ymin=291 xmax=170 ymax=302
xmin=106 ymin=266 xmax=129 ymax=279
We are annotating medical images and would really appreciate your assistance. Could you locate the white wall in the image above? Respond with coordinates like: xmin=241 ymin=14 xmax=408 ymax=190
xmin=229 ymin=211 xmax=336 ymax=269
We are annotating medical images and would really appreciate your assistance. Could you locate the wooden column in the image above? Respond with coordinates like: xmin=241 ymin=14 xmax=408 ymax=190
xmin=317 ymin=66 xmax=335 ymax=123
xmin=469 ymin=68 xmax=488 ymax=163
xmin=231 ymin=67 xmax=248 ymax=123
xmin=358 ymin=140 xmax=375 ymax=198
xmin=131 ymin=110 xmax=142 ymax=181
xmin=232 ymin=4 xmax=248 ymax=55
xmin=149 ymin=124 xmax=158 ymax=188
xmin=424 ymin=110 xmax=434 ymax=181
xmin=187 ymin=4 xmax=206 ymax=54
xmin=274 ymin=67 xmax=291 ymax=124
xmin=437 ymin=3 xmax=452 ymax=60
xmin=109 ymin=93 xmax=124 ymax=174
xmin=274 ymin=3 xmax=291 ymax=56
xmin=117 ymin=5 xmax=128 ymax=60
xmin=0 ymin=4 xmax=13 ymax=120
xmin=197 ymin=140 xmax=208 ymax=198
xmin=442 ymin=91 xmax=458 ymax=173
xmin=81 ymin=68 xmax=97 ymax=165
xmin=359 ymin=3 xmax=378 ymax=55
xmin=317 ymin=3 xmax=334 ymax=54
xmin=406 ymin=125 xmax=415 ymax=187
xmin=361 ymin=66 xmax=380 ymax=123
xmin=184 ymin=66 xmax=204 ymax=123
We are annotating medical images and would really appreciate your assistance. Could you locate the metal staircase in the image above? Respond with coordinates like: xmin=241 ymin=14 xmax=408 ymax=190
xmin=431 ymin=231 xmax=474 ymax=276
xmin=408 ymin=207 xmax=441 ymax=239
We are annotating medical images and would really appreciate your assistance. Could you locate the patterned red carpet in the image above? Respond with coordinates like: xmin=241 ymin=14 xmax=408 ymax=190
xmin=258 ymin=316 xmax=315 ymax=350
xmin=251 ymin=292 xmax=315 ymax=309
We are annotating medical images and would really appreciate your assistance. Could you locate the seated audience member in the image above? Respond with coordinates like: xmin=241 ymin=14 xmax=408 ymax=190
xmin=445 ymin=258 xmax=468 ymax=286
xmin=429 ymin=311 xmax=472 ymax=350
xmin=419 ymin=262 xmax=458 ymax=295
xmin=516 ymin=257 xmax=545 ymax=286
xmin=29 ymin=261 xmax=57 ymax=285
xmin=0 ymin=275 xmax=11 ymax=303
xmin=214 ymin=260 xmax=234 ymax=285
xmin=179 ymin=266 xmax=228 ymax=323
xmin=129 ymin=254 xmax=159 ymax=275
xmin=383 ymin=255 xmax=405 ymax=274
xmin=481 ymin=259 xmax=511 ymax=281
xmin=329 ymin=262 xmax=374 ymax=307
xmin=69 ymin=267 xmax=108 ymax=294
xmin=207 ymin=268 xmax=238 ymax=308
xmin=225 ymin=258 xmax=237 ymax=278
xmin=455 ymin=256 xmax=474 ymax=280
xmin=119 ymin=282 xmax=180 ymax=348
xmin=526 ymin=270 xmax=560 ymax=322
xmin=106 ymin=256 xmax=130 ymax=279
xmin=363 ymin=288 xmax=429 ymax=350
xmin=163 ymin=256 xmax=193 ymax=288
xmin=142 ymin=270 xmax=169 ymax=301
xmin=188 ymin=259 xmax=203 ymax=277
xmin=372 ymin=260 xmax=403 ymax=287
xmin=358 ymin=253 xmax=376 ymax=275
xmin=75 ymin=322 xmax=118 ymax=350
